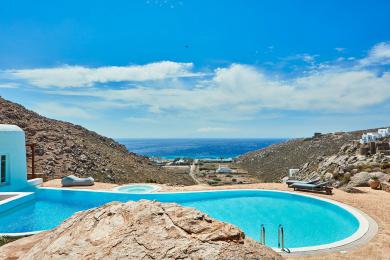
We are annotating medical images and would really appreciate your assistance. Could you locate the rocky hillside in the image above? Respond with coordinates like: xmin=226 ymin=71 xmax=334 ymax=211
xmin=0 ymin=97 xmax=194 ymax=185
xmin=236 ymin=128 xmax=387 ymax=182
xmin=0 ymin=200 xmax=282 ymax=259
xmin=295 ymin=137 xmax=390 ymax=191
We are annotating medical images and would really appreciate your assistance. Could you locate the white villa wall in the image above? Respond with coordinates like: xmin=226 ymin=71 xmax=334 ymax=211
xmin=0 ymin=125 xmax=28 ymax=192
xmin=360 ymin=128 xmax=390 ymax=143
xmin=216 ymin=167 xmax=233 ymax=173
xmin=289 ymin=168 xmax=300 ymax=177
xmin=378 ymin=128 xmax=390 ymax=137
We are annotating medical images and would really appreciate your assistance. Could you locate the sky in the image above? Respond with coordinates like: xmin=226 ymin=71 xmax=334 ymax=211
xmin=0 ymin=0 xmax=389 ymax=138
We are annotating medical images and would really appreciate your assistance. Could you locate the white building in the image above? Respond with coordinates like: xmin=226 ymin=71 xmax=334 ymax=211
xmin=360 ymin=132 xmax=380 ymax=144
xmin=288 ymin=169 xmax=299 ymax=178
xmin=378 ymin=128 xmax=390 ymax=138
xmin=360 ymin=128 xmax=390 ymax=144
xmin=216 ymin=166 xmax=234 ymax=174
xmin=0 ymin=124 xmax=28 ymax=191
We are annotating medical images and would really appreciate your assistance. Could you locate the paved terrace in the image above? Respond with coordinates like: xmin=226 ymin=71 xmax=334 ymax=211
xmin=42 ymin=180 xmax=390 ymax=260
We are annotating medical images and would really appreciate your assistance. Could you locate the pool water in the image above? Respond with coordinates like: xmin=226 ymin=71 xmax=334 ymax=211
xmin=0 ymin=189 xmax=361 ymax=249
xmin=114 ymin=184 xmax=159 ymax=193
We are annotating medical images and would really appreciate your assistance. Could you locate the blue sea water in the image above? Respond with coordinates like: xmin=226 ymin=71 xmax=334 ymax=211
xmin=116 ymin=138 xmax=286 ymax=159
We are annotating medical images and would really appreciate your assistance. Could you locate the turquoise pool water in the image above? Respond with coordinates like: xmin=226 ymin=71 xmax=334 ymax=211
xmin=0 ymin=189 xmax=360 ymax=248
xmin=114 ymin=184 xmax=159 ymax=193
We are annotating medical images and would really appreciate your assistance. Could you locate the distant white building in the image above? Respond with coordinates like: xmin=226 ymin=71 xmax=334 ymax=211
xmin=360 ymin=132 xmax=380 ymax=144
xmin=175 ymin=159 xmax=186 ymax=165
xmin=378 ymin=128 xmax=390 ymax=138
xmin=288 ymin=169 xmax=299 ymax=178
xmin=0 ymin=124 xmax=28 ymax=191
xmin=360 ymin=128 xmax=390 ymax=144
xmin=216 ymin=166 xmax=234 ymax=174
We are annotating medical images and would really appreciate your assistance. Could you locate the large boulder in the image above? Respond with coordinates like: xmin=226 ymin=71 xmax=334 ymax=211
xmin=346 ymin=171 xmax=387 ymax=188
xmin=0 ymin=200 xmax=282 ymax=260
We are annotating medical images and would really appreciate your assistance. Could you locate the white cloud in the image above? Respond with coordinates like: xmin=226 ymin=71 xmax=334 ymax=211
xmin=335 ymin=47 xmax=345 ymax=52
xmin=45 ymin=63 xmax=390 ymax=118
xmin=280 ymin=53 xmax=318 ymax=64
xmin=196 ymin=127 xmax=236 ymax=133
xmin=3 ymin=42 xmax=390 ymax=124
xmin=124 ymin=117 xmax=157 ymax=123
xmin=302 ymin=54 xmax=316 ymax=63
xmin=6 ymin=61 xmax=199 ymax=88
xmin=33 ymin=102 xmax=94 ymax=119
xmin=0 ymin=83 xmax=19 ymax=89
xmin=360 ymin=42 xmax=390 ymax=66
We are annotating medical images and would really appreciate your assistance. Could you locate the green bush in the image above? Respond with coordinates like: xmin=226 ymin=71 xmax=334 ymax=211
xmin=0 ymin=236 xmax=19 ymax=247
xmin=146 ymin=178 xmax=157 ymax=183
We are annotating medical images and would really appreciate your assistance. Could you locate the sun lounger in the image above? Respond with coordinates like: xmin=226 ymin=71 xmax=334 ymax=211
xmin=291 ymin=181 xmax=333 ymax=195
xmin=61 ymin=175 xmax=95 ymax=187
xmin=286 ymin=178 xmax=320 ymax=187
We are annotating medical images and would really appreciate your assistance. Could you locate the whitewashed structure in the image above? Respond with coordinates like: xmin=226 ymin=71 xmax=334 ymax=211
xmin=378 ymin=128 xmax=390 ymax=138
xmin=288 ymin=168 xmax=300 ymax=178
xmin=216 ymin=166 xmax=233 ymax=174
xmin=360 ymin=132 xmax=379 ymax=144
xmin=360 ymin=128 xmax=390 ymax=144
xmin=0 ymin=124 xmax=28 ymax=191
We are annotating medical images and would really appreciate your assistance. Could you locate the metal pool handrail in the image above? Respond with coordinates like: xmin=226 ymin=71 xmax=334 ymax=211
xmin=260 ymin=224 xmax=266 ymax=245
xmin=278 ymin=224 xmax=290 ymax=253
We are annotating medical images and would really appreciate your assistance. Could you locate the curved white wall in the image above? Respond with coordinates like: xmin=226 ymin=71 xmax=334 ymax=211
xmin=0 ymin=124 xmax=28 ymax=191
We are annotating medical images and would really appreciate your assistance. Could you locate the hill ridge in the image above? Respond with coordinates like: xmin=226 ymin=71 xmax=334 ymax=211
xmin=0 ymin=97 xmax=194 ymax=185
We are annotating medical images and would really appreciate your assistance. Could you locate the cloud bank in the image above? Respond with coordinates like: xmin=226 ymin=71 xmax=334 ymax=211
xmin=6 ymin=61 xmax=198 ymax=88
xmin=2 ymin=42 xmax=390 ymax=124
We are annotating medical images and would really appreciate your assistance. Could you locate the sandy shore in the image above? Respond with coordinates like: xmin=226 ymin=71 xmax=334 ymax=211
xmin=42 ymin=180 xmax=390 ymax=260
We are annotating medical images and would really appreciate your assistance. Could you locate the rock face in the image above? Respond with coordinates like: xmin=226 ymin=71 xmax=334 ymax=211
xmin=236 ymin=128 xmax=390 ymax=184
xmin=0 ymin=97 xmax=194 ymax=185
xmin=236 ymin=132 xmax=360 ymax=182
xmin=295 ymin=138 xmax=390 ymax=190
xmin=0 ymin=200 xmax=282 ymax=260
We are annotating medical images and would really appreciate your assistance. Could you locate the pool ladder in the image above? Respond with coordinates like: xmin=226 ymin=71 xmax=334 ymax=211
xmin=260 ymin=224 xmax=266 ymax=245
xmin=260 ymin=224 xmax=290 ymax=253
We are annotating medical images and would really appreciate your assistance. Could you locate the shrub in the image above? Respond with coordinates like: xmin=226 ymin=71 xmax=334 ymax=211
xmin=0 ymin=236 xmax=19 ymax=247
xmin=146 ymin=178 xmax=157 ymax=183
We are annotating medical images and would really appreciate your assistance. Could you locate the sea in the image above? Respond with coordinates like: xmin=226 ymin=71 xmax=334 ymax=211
xmin=116 ymin=138 xmax=286 ymax=159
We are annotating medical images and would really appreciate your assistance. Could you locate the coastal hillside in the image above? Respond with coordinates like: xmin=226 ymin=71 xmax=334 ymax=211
xmin=0 ymin=97 xmax=194 ymax=185
xmin=236 ymin=129 xmax=386 ymax=182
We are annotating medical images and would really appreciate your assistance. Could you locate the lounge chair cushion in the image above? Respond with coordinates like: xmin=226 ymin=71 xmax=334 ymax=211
xmin=292 ymin=182 xmax=328 ymax=188
xmin=61 ymin=175 xmax=94 ymax=187
xmin=286 ymin=178 xmax=319 ymax=186
xmin=291 ymin=181 xmax=332 ymax=195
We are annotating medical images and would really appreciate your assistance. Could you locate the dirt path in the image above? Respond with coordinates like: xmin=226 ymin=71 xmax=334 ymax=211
xmin=189 ymin=159 xmax=201 ymax=184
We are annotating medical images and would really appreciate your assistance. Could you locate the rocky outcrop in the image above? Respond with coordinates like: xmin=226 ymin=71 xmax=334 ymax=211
xmin=0 ymin=97 xmax=194 ymax=185
xmin=347 ymin=171 xmax=388 ymax=187
xmin=236 ymin=128 xmax=390 ymax=184
xmin=236 ymin=132 xmax=360 ymax=182
xmin=381 ymin=181 xmax=390 ymax=192
xmin=0 ymin=200 xmax=282 ymax=260
xmin=295 ymin=140 xmax=390 ymax=190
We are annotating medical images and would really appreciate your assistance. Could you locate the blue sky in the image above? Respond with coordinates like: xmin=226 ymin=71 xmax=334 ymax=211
xmin=0 ymin=0 xmax=389 ymax=138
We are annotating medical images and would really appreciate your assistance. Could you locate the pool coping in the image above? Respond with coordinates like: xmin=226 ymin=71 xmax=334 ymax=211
xmin=0 ymin=192 xmax=39 ymax=237
xmin=0 ymin=187 xmax=376 ymax=256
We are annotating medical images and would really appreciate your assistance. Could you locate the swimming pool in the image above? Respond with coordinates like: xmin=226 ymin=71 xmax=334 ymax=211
xmin=0 ymin=188 xmax=368 ymax=252
xmin=113 ymin=184 xmax=160 ymax=193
